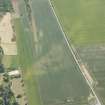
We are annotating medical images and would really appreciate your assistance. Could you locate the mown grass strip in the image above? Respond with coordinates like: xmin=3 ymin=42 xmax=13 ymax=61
xmin=14 ymin=18 xmax=41 ymax=105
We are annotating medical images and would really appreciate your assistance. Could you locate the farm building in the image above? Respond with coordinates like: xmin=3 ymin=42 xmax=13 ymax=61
xmin=8 ymin=70 xmax=21 ymax=78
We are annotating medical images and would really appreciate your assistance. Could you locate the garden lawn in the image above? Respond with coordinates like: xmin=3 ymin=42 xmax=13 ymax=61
xmin=14 ymin=19 xmax=41 ymax=105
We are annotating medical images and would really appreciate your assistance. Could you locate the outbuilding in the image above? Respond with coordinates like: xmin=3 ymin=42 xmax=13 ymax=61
xmin=8 ymin=70 xmax=21 ymax=78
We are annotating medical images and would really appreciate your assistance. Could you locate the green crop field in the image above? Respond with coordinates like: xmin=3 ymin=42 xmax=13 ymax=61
xmin=14 ymin=18 xmax=42 ymax=105
xmin=52 ymin=0 xmax=105 ymax=104
xmin=52 ymin=0 xmax=105 ymax=45
xmin=14 ymin=0 xmax=95 ymax=105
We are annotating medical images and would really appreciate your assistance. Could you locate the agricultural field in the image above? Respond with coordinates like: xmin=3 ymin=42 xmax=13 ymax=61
xmin=52 ymin=0 xmax=105 ymax=104
xmin=14 ymin=0 xmax=98 ymax=105
xmin=0 ymin=0 xmax=104 ymax=104
xmin=14 ymin=17 xmax=41 ymax=105
xmin=52 ymin=0 xmax=105 ymax=45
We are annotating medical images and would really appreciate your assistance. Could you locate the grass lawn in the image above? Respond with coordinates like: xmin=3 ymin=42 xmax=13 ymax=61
xmin=14 ymin=19 xmax=41 ymax=105
xmin=52 ymin=0 xmax=105 ymax=45
xmin=3 ymin=55 xmax=18 ymax=70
